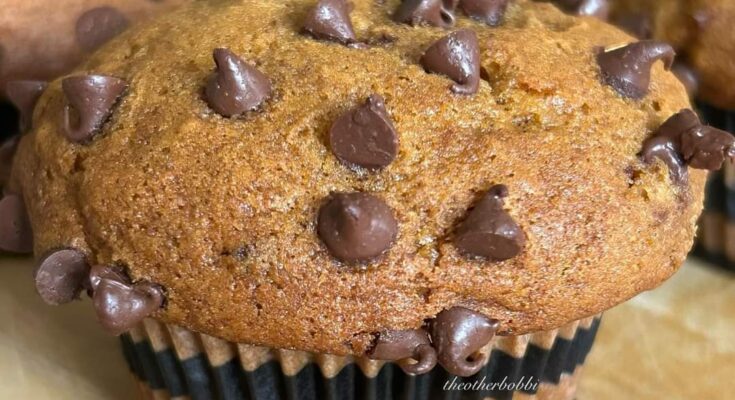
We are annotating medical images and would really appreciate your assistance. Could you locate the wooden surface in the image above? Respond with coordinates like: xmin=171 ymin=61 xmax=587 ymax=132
xmin=0 ymin=256 xmax=733 ymax=399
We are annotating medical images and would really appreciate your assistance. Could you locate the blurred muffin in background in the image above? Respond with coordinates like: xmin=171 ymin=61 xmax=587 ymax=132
xmin=0 ymin=0 xmax=188 ymax=99
xmin=610 ymin=0 xmax=735 ymax=109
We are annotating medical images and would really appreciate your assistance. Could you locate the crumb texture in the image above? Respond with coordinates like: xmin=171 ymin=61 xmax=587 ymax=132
xmin=13 ymin=0 xmax=701 ymax=355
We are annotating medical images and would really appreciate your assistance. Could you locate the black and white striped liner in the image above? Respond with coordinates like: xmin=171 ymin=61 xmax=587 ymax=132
xmin=694 ymin=103 xmax=735 ymax=272
xmin=120 ymin=316 xmax=601 ymax=400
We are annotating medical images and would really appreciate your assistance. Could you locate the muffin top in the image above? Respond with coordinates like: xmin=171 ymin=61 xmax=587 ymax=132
xmin=7 ymin=0 xmax=721 ymax=361
xmin=610 ymin=0 xmax=735 ymax=109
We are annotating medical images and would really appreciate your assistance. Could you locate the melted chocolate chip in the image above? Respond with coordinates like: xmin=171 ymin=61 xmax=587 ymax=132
xmin=680 ymin=126 xmax=735 ymax=170
xmin=394 ymin=0 xmax=458 ymax=28
xmin=302 ymin=0 xmax=358 ymax=45
xmin=454 ymin=185 xmax=525 ymax=261
xmin=430 ymin=307 xmax=499 ymax=377
xmin=76 ymin=7 xmax=130 ymax=52
xmin=0 ymin=194 xmax=33 ymax=254
xmin=34 ymin=248 xmax=90 ymax=306
xmin=641 ymin=135 xmax=687 ymax=184
xmin=317 ymin=192 xmax=398 ymax=264
xmin=368 ymin=329 xmax=437 ymax=375
xmin=89 ymin=265 xmax=164 ymax=335
xmin=671 ymin=62 xmax=699 ymax=97
xmin=0 ymin=136 xmax=20 ymax=187
xmin=655 ymin=109 xmax=700 ymax=141
xmin=62 ymin=75 xmax=128 ymax=143
xmin=596 ymin=40 xmax=675 ymax=100
xmin=329 ymin=94 xmax=398 ymax=170
xmin=420 ymin=29 xmax=481 ymax=95
xmin=5 ymin=80 xmax=48 ymax=132
xmin=205 ymin=48 xmax=272 ymax=118
xmin=459 ymin=0 xmax=509 ymax=26
xmin=641 ymin=109 xmax=735 ymax=184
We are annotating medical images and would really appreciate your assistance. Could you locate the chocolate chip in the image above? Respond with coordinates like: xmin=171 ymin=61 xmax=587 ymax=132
xmin=329 ymin=94 xmax=398 ymax=170
xmin=641 ymin=135 xmax=687 ymax=184
xmin=5 ymin=80 xmax=48 ymax=133
xmin=205 ymin=48 xmax=272 ymax=118
xmin=394 ymin=0 xmax=458 ymax=28
xmin=62 ymin=75 xmax=128 ymax=143
xmin=368 ymin=329 xmax=437 ymax=375
xmin=641 ymin=109 xmax=735 ymax=184
xmin=596 ymin=40 xmax=675 ymax=100
xmin=659 ymin=109 xmax=735 ymax=170
xmin=459 ymin=0 xmax=509 ymax=26
xmin=553 ymin=0 xmax=608 ymax=19
xmin=89 ymin=265 xmax=164 ymax=335
xmin=76 ymin=7 xmax=130 ymax=52
xmin=0 ymin=194 xmax=33 ymax=254
xmin=421 ymin=29 xmax=481 ymax=95
xmin=671 ymin=62 xmax=699 ymax=97
xmin=34 ymin=248 xmax=90 ymax=306
xmin=302 ymin=0 xmax=358 ymax=45
xmin=317 ymin=192 xmax=398 ymax=264
xmin=0 ymin=136 xmax=20 ymax=187
xmin=430 ymin=307 xmax=499 ymax=377
xmin=454 ymin=185 xmax=525 ymax=261
xmin=680 ymin=126 xmax=735 ymax=171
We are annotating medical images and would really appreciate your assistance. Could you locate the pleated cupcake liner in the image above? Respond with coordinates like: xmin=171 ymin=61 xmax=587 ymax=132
xmin=120 ymin=315 xmax=601 ymax=400
xmin=694 ymin=102 xmax=735 ymax=272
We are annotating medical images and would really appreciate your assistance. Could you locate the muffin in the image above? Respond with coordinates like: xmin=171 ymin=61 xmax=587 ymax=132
xmin=4 ymin=0 xmax=732 ymax=398
xmin=0 ymin=0 xmax=188 ymax=148
xmin=609 ymin=0 xmax=735 ymax=109
xmin=0 ymin=0 xmax=188 ymax=98
xmin=606 ymin=0 xmax=735 ymax=271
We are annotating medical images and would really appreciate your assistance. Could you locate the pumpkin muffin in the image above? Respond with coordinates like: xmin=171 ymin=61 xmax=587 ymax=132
xmin=3 ymin=0 xmax=732 ymax=398
xmin=0 ymin=0 xmax=188 ymax=97
xmin=610 ymin=0 xmax=735 ymax=109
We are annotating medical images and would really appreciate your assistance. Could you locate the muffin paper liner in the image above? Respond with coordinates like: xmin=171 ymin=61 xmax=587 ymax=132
xmin=121 ymin=315 xmax=600 ymax=400
xmin=694 ymin=103 xmax=735 ymax=272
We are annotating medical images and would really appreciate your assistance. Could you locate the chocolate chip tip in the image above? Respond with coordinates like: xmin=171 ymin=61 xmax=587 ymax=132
xmin=597 ymin=40 xmax=676 ymax=99
xmin=394 ymin=0 xmax=458 ymax=28
xmin=302 ymin=0 xmax=358 ymax=45
xmin=34 ymin=248 xmax=90 ymax=306
xmin=206 ymin=48 xmax=272 ymax=118
xmin=454 ymin=185 xmax=525 ymax=261
xmin=421 ymin=29 xmax=481 ymax=96
xmin=62 ymin=75 xmax=128 ymax=144
xmin=431 ymin=307 xmax=499 ymax=377
xmin=317 ymin=192 xmax=398 ymax=264
xmin=90 ymin=264 xmax=165 ymax=335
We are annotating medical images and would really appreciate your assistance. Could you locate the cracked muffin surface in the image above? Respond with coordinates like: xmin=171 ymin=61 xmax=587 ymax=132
xmin=11 ymin=0 xmax=701 ymax=355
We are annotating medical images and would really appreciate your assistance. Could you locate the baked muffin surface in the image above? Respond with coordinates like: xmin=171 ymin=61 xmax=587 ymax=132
xmin=12 ymin=0 xmax=700 ymax=355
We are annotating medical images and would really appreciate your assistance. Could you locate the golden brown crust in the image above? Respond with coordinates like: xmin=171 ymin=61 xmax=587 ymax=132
xmin=0 ymin=0 xmax=186 ymax=96
xmin=13 ymin=0 xmax=700 ymax=355
xmin=611 ymin=0 xmax=735 ymax=109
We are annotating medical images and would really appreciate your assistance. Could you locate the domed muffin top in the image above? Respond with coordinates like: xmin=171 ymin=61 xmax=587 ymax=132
xmin=7 ymin=0 xmax=724 ymax=366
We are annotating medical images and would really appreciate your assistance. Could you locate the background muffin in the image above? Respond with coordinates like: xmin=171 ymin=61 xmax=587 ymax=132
xmin=610 ymin=0 xmax=735 ymax=109
xmin=0 ymin=0 xmax=188 ymax=99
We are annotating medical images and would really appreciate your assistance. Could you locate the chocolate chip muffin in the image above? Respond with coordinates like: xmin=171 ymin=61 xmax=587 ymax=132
xmin=610 ymin=0 xmax=735 ymax=109
xmin=4 ymin=0 xmax=733 ymax=398
xmin=0 ymin=0 xmax=187 ymax=98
